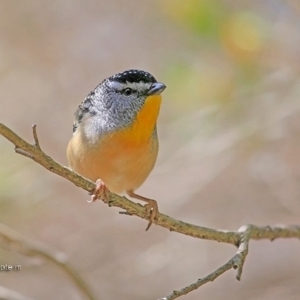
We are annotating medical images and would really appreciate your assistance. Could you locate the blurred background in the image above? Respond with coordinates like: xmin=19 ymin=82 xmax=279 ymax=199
xmin=0 ymin=1 xmax=300 ymax=299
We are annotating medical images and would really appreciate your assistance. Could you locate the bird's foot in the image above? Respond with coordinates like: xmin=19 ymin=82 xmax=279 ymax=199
xmin=127 ymin=190 xmax=158 ymax=231
xmin=143 ymin=199 xmax=158 ymax=231
xmin=88 ymin=179 xmax=109 ymax=203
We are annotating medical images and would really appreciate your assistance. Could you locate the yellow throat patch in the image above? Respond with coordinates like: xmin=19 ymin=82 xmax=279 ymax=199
xmin=117 ymin=94 xmax=162 ymax=146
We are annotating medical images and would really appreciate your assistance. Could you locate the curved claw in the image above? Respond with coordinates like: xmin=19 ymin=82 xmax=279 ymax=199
xmin=88 ymin=179 xmax=109 ymax=203
xmin=143 ymin=199 xmax=158 ymax=231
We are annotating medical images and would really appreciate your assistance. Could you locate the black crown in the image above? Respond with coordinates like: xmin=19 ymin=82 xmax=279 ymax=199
xmin=109 ymin=69 xmax=157 ymax=84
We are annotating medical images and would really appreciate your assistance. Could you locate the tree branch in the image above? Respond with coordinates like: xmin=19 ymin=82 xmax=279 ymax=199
xmin=0 ymin=223 xmax=97 ymax=300
xmin=0 ymin=123 xmax=299 ymax=299
xmin=158 ymin=224 xmax=298 ymax=299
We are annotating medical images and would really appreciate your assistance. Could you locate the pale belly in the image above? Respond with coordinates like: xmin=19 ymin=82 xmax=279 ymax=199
xmin=67 ymin=131 xmax=159 ymax=193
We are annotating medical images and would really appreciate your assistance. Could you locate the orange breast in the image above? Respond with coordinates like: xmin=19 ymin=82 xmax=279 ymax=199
xmin=115 ymin=94 xmax=161 ymax=146
xmin=67 ymin=94 xmax=161 ymax=193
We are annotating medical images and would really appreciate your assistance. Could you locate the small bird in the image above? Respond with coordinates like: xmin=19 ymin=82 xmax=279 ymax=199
xmin=67 ymin=70 xmax=166 ymax=230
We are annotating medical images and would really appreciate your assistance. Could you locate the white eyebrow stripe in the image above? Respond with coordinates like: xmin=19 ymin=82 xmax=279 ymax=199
xmin=126 ymin=81 xmax=151 ymax=91
xmin=108 ymin=80 xmax=151 ymax=92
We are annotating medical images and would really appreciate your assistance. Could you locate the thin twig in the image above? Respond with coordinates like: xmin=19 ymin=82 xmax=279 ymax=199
xmin=158 ymin=258 xmax=235 ymax=300
xmin=0 ymin=223 xmax=97 ymax=300
xmin=158 ymin=225 xmax=252 ymax=300
xmin=234 ymin=225 xmax=251 ymax=280
xmin=32 ymin=124 xmax=41 ymax=150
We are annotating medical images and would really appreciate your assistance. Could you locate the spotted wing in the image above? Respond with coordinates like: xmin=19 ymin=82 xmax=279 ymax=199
xmin=72 ymin=91 xmax=97 ymax=133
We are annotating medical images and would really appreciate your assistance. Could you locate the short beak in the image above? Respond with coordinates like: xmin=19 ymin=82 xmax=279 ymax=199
xmin=147 ymin=82 xmax=166 ymax=96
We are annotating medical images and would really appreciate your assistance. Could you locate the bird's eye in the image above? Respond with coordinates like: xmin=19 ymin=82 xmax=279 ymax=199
xmin=123 ymin=88 xmax=133 ymax=96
